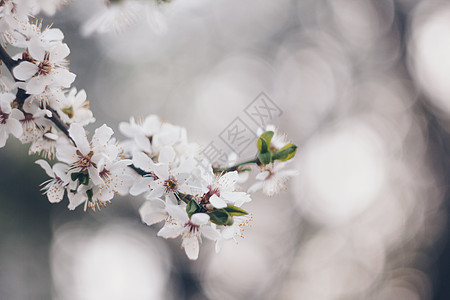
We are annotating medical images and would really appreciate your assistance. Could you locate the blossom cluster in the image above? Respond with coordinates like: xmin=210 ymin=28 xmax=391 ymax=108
xmin=0 ymin=0 xmax=298 ymax=260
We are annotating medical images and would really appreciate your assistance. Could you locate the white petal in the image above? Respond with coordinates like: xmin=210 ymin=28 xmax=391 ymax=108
xmin=157 ymin=225 xmax=184 ymax=239
xmin=53 ymin=68 xmax=76 ymax=87
xmin=166 ymin=205 xmax=189 ymax=223
xmin=255 ymin=171 xmax=270 ymax=181
xmin=26 ymin=76 xmax=47 ymax=95
xmin=147 ymin=185 xmax=165 ymax=199
xmin=50 ymin=43 xmax=70 ymax=62
xmin=35 ymin=159 xmax=54 ymax=177
xmin=191 ymin=213 xmax=210 ymax=226
xmin=42 ymin=28 xmax=64 ymax=41
xmin=182 ymin=235 xmax=200 ymax=260
xmin=153 ymin=164 xmax=169 ymax=180
xmin=13 ymin=61 xmax=37 ymax=80
xmin=53 ymin=163 xmax=70 ymax=183
xmin=135 ymin=135 xmax=151 ymax=151
xmin=201 ymin=226 xmax=221 ymax=241
xmin=6 ymin=118 xmax=23 ymax=138
xmin=28 ymin=39 xmax=46 ymax=61
xmin=248 ymin=182 xmax=264 ymax=194
xmin=158 ymin=146 xmax=175 ymax=164
xmin=0 ymin=128 xmax=7 ymax=148
xmin=215 ymin=238 xmax=224 ymax=253
xmin=92 ymin=124 xmax=113 ymax=147
xmin=139 ymin=200 xmax=166 ymax=226
xmin=56 ymin=144 xmax=77 ymax=164
xmin=68 ymin=123 xmax=90 ymax=155
xmin=129 ymin=177 xmax=153 ymax=196
xmin=218 ymin=171 xmax=239 ymax=190
xmin=132 ymin=151 xmax=154 ymax=172
xmin=88 ymin=167 xmax=103 ymax=185
xmin=47 ymin=183 xmax=65 ymax=203
xmin=209 ymin=194 xmax=227 ymax=209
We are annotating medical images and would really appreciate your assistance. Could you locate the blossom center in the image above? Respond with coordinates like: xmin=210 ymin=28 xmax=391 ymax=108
xmin=164 ymin=176 xmax=178 ymax=193
xmin=207 ymin=185 xmax=220 ymax=197
xmin=99 ymin=168 xmax=111 ymax=180
xmin=75 ymin=151 xmax=93 ymax=172
xmin=37 ymin=60 xmax=52 ymax=75
xmin=184 ymin=221 xmax=200 ymax=234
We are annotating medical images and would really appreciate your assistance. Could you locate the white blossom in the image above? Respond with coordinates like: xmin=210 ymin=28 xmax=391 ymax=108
xmin=158 ymin=206 xmax=220 ymax=260
xmin=0 ymin=92 xmax=23 ymax=147
xmin=248 ymin=162 xmax=298 ymax=196
xmin=13 ymin=39 xmax=75 ymax=94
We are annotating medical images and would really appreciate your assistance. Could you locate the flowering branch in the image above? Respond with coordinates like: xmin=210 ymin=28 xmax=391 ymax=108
xmin=0 ymin=0 xmax=299 ymax=261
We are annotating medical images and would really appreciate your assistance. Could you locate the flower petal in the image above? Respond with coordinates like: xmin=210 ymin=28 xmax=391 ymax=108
xmin=158 ymin=146 xmax=175 ymax=164
xmin=201 ymin=226 xmax=221 ymax=241
xmin=209 ymin=194 xmax=227 ymax=209
xmin=35 ymin=159 xmax=54 ymax=177
xmin=132 ymin=151 xmax=154 ymax=172
xmin=139 ymin=199 xmax=167 ymax=226
xmin=13 ymin=61 xmax=38 ymax=81
xmin=157 ymin=224 xmax=184 ymax=239
xmin=68 ymin=123 xmax=90 ymax=155
xmin=191 ymin=213 xmax=210 ymax=226
xmin=6 ymin=118 xmax=23 ymax=138
xmin=50 ymin=43 xmax=70 ymax=62
xmin=182 ymin=235 xmax=200 ymax=260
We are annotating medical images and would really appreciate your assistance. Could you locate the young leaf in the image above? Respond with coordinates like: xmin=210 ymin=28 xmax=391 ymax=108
xmin=224 ymin=204 xmax=248 ymax=216
xmin=257 ymin=131 xmax=274 ymax=153
xmin=258 ymin=151 xmax=272 ymax=165
xmin=273 ymin=144 xmax=297 ymax=161
xmin=208 ymin=209 xmax=234 ymax=226
xmin=186 ymin=200 xmax=201 ymax=218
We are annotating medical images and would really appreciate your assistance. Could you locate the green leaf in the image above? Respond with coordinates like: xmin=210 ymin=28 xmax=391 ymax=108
xmin=186 ymin=200 xmax=201 ymax=218
xmin=258 ymin=151 xmax=272 ymax=165
xmin=71 ymin=172 xmax=79 ymax=182
xmin=273 ymin=144 xmax=297 ymax=161
xmin=224 ymin=204 xmax=248 ymax=216
xmin=257 ymin=131 xmax=274 ymax=153
xmin=70 ymin=172 xmax=90 ymax=185
xmin=79 ymin=173 xmax=90 ymax=185
xmin=208 ymin=209 xmax=234 ymax=226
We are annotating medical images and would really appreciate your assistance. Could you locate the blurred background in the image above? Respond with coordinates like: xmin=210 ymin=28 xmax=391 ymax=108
xmin=1 ymin=0 xmax=450 ymax=299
